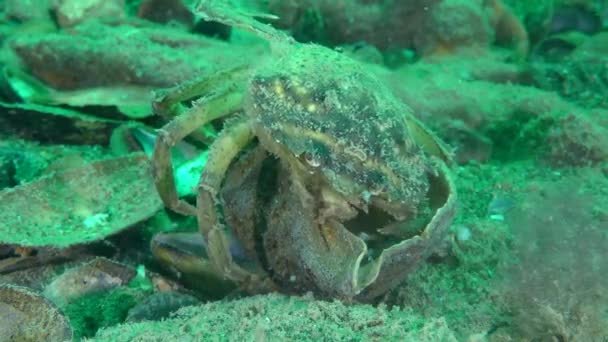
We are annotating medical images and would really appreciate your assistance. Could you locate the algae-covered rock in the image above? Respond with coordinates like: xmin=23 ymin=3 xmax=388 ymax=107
xmin=63 ymin=285 xmax=145 ymax=340
xmin=93 ymin=293 xmax=457 ymax=341
xmin=126 ymin=291 xmax=200 ymax=322
xmin=0 ymin=153 xmax=162 ymax=247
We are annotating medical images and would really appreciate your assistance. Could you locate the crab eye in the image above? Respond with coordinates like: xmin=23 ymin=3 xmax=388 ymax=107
xmin=304 ymin=152 xmax=321 ymax=167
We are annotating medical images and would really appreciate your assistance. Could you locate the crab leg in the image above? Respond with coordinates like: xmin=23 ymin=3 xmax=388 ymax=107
xmin=197 ymin=120 xmax=262 ymax=284
xmin=152 ymin=89 xmax=244 ymax=216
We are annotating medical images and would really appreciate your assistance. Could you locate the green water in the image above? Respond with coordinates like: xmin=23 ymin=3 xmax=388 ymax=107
xmin=0 ymin=0 xmax=607 ymax=341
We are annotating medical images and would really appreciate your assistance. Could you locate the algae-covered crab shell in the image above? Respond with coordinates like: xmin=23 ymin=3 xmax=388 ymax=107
xmin=247 ymin=43 xmax=451 ymax=221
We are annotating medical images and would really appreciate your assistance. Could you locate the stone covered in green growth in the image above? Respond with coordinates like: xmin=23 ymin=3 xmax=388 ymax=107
xmin=0 ymin=153 xmax=162 ymax=247
xmin=60 ymin=263 xmax=155 ymax=339
xmin=63 ymin=286 xmax=145 ymax=340
xmin=93 ymin=293 xmax=458 ymax=341
xmin=126 ymin=291 xmax=200 ymax=323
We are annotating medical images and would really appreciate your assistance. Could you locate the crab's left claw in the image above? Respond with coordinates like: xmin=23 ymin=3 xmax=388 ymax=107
xmin=194 ymin=0 xmax=293 ymax=44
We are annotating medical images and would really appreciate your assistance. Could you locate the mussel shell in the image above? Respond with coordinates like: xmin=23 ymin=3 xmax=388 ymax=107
xmin=0 ymin=102 xmax=121 ymax=145
xmin=0 ymin=153 xmax=162 ymax=247
xmin=0 ymin=284 xmax=73 ymax=342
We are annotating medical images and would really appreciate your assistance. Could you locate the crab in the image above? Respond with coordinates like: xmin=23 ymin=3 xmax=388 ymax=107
xmin=151 ymin=0 xmax=457 ymax=301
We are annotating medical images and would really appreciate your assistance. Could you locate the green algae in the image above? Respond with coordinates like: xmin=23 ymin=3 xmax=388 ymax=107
xmin=63 ymin=287 xmax=145 ymax=340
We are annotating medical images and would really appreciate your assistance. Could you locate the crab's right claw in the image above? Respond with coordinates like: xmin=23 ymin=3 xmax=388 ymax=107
xmin=404 ymin=114 xmax=454 ymax=166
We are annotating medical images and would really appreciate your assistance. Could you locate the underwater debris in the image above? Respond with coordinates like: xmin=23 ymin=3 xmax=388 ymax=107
xmin=0 ymin=245 xmax=190 ymax=339
xmin=0 ymin=284 xmax=73 ymax=342
xmin=0 ymin=153 xmax=162 ymax=247
xmin=0 ymin=245 xmax=87 ymax=278
xmin=4 ymin=19 xmax=262 ymax=127
xmin=0 ymin=139 xmax=110 ymax=190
